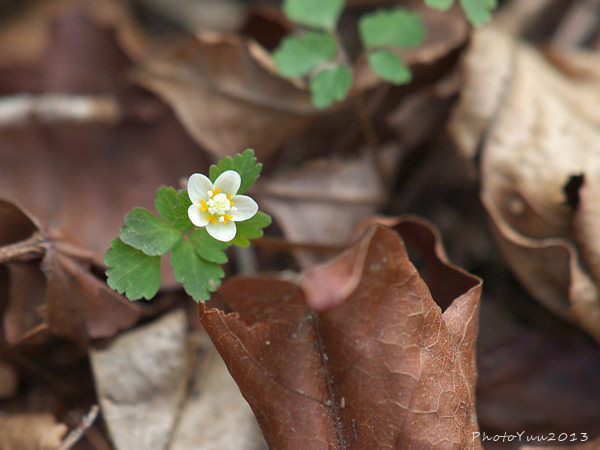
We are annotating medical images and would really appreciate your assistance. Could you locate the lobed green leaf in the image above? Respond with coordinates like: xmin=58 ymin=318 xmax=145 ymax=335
xmin=230 ymin=212 xmax=272 ymax=247
xmin=155 ymin=186 xmax=193 ymax=232
xmin=187 ymin=228 xmax=228 ymax=264
xmin=424 ymin=0 xmax=454 ymax=11
xmin=104 ymin=238 xmax=161 ymax=300
xmin=120 ymin=208 xmax=181 ymax=256
xmin=459 ymin=0 xmax=496 ymax=27
xmin=273 ymin=32 xmax=337 ymax=78
xmin=283 ymin=0 xmax=345 ymax=30
xmin=367 ymin=50 xmax=411 ymax=84
xmin=359 ymin=8 xmax=424 ymax=49
xmin=309 ymin=65 xmax=353 ymax=109
xmin=171 ymin=239 xmax=225 ymax=302
xmin=209 ymin=148 xmax=262 ymax=195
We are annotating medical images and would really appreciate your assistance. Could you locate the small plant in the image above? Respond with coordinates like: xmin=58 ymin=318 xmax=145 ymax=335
xmin=273 ymin=0 xmax=497 ymax=108
xmin=104 ymin=149 xmax=271 ymax=302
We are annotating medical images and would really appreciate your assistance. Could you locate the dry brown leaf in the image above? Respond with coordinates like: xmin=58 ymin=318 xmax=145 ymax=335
xmin=133 ymin=33 xmax=315 ymax=160
xmin=200 ymin=223 xmax=482 ymax=448
xmin=0 ymin=413 xmax=67 ymax=450
xmin=91 ymin=309 xmax=266 ymax=450
xmin=254 ymin=147 xmax=403 ymax=267
xmin=0 ymin=199 xmax=144 ymax=344
xmin=450 ymin=26 xmax=600 ymax=342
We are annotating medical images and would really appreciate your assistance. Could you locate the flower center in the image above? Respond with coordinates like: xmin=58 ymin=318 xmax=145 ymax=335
xmin=208 ymin=192 xmax=232 ymax=215
xmin=200 ymin=189 xmax=236 ymax=225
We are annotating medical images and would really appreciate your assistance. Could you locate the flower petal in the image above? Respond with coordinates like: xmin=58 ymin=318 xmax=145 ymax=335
xmin=188 ymin=173 xmax=212 ymax=204
xmin=188 ymin=205 xmax=209 ymax=227
xmin=214 ymin=170 xmax=241 ymax=195
xmin=206 ymin=221 xmax=236 ymax=242
xmin=230 ymin=195 xmax=258 ymax=221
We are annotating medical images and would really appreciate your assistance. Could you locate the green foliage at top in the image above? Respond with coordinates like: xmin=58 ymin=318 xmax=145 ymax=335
xmin=209 ymin=149 xmax=262 ymax=195
xmin=424 ymin=0 xmax=454 ymax=11
xmin=283 ymin=0 xmax=345 ymax=30
xmin=104 ymin=151 xmax=271 ymax=303
xmin=460 ymin=0 xmax=497 ymax=27
xmin=309 ymin=65 xmax=353 ymax=109
xmin=273 ymin=32 xmax=337 ymax=78
xmin=425 ymin=0 xmax=497 ymax=27
xmin=367 ymin=50 xmax=411 ymax=84
xmin=359 ymin=9 xmax=424 ymax=49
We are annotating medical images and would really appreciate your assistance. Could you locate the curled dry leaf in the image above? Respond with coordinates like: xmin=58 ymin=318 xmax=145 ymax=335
xmin=200 ymin=222 xmax=482 ymax=449
xmin=0 ymin=413 xmax=67 ymax=450
xmin=254 ymin=146 xmax=403 ymax=267
xmin=132 ymin=33 xmax=315 ymax=160
xmin=0 ymin=199 xmax=143 ymax=344
xmin=450 ymin=26 xmax=600 ymax=342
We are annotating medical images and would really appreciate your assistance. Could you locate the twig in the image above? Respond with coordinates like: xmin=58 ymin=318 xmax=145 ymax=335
xmin=0 ymin=232 xmax=45 ymax=263
xmin=0 ymin=94 xmax=121 ymax=126
xmin=55 ymin=405 xmax=100 ymax=450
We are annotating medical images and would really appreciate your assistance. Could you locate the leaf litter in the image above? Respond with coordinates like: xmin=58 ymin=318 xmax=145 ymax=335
xmin=1 ymin=0 xmax=600 ymax=448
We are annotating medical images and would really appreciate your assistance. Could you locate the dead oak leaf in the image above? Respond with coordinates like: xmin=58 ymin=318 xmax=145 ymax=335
xmin=450 ymin=26 xmax=600 ymax=342
xmin=0 ymin=199 xmax=143 ymax=344
xmin=132 ymin=33 xmax=315 ymax=160
xmin=200 ymin=223 xmax=482 ymax=449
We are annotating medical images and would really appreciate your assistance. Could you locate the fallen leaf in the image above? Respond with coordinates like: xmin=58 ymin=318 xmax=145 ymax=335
xmin=0 ymin=8 xmax=209 ymax=265
xmin=200 ymin=223 xmax=482 ymax=448
xmin=449 ymin=26 xmax=600 ymax=342
xmin=0 ymin=199 xmax=144 ymax=344
xmin=133 ymin=33 xmax=315 ymax=160
xmin=254 ymin=146 xmax=403 ymax=267
xmin=91 ymin=309 xmax=266 ymax=450
xmin=0 ymin=413 xmax=67 ymax=450
xmin=90 ymin=310 xmax=190 ymax=450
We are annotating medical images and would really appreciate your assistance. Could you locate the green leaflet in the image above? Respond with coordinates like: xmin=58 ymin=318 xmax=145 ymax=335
xmin=104 ymin=238 xmax=161 ymax=300
xmin=309 ymin=65 xmax=353 ymax=109
xmin=209 ymin=149 xmax=262 ymax=195
xmin=367 ymin=50 xmax=411 ymax=84
xmin=155 ymin=186 xmax=193 ymax=232
xmin=359 ymin=8 xmax=424 ymax=49
xmin=273 ymin=32 xmax=337 ymax=78
xmin=230 ymin=212 xmax=272 ymax=247
xmin=171 ymin=239 xmax=225 ymax=302
xmin=283 ymin=0 xmax=345 ymax=30
xmin=120 ymin=208 xmax=181 ymax=256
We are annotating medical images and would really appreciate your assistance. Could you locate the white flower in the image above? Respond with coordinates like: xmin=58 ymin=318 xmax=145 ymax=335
xmin=187 ymin=170 xmax=258 ymax=242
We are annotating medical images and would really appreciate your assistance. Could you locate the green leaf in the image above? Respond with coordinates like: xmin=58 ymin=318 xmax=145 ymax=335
xmin=359 ymin=8 xmax=424 ymax=49
xmin=187 ymin=228 xmax=228 ymax=264
xmin=273 ymin=32 xmax=337 ymax=78
xmin=424 ymin=0 xmax=454 ymax=11
xmin=230 ymin=212 xmax=272 ymax=247
xmin=367 ymin=50 xmax=411 ymax=84
xmin=460 ymin=0 xmax=496 ymax=27
xmin=209 ymin=149 xmax=262 ymax=195
xmin=120 ymin=208 xmax=181 ymax=256
xmin=309 ymin=65 xmax=352 ymax=109
xmin=155 ymin=186 xmax=193 ymax=231
xmin=104 ymin=238 xmax=161 ymax=300
xmin=283 ymin=0 xmax=345 ymax=30
xmin=171 ymin=240 xmax=225 ymax=302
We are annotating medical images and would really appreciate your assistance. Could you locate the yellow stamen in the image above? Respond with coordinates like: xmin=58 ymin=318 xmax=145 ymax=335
xmin=213 ymin=188 xmax=221 ymax=196
xmin=226 ymin=194 xmax=231 ymax=199
xmin=200 ymin=198 xmax=207 ymax=213
xmin=222 ymin=214 xmax=233 ymax=224
xmin=206 ymin=214 xmax=217 ymax=225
